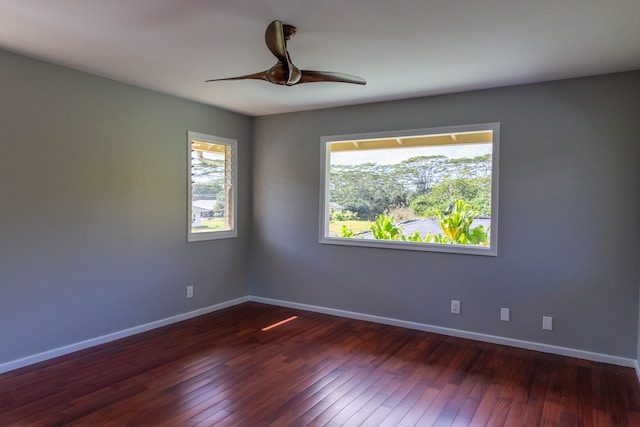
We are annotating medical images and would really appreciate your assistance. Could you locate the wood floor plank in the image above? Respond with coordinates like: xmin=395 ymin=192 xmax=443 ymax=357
xmin=1 ymin=302 xmax=639 ymax=426
xmin=414 ymin=382 xmax=459 ymax=425
xmin=397 ymin=386 xmax=441 ymax=426
xmin=469 ymin=383 xmax=502 ymax=426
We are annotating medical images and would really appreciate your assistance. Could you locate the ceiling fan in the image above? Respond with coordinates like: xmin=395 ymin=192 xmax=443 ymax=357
xmin=206 ymin=20 xmax=366 ymax=86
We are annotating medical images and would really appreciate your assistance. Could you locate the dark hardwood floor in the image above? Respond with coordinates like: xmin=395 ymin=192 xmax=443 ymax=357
xmin=1 ymin=302 xmax=639 ymax=426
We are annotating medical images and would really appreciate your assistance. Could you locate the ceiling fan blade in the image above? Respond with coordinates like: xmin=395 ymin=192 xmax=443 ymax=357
xmin=206 ymin=21 xmax=366 ymax=87
xmin=265 ymin=20 xmax=289 ymax=64
xmin=299 ymin=70 xmax=367 ymax=85
xmin=205 ymin=70 xmax=268 ymax=82
xmin=264 ymin=20 xmax=301 ymax=85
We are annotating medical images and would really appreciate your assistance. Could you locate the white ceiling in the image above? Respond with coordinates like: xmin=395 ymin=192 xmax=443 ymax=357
xmin=1 ymin=0 xmax=639 ymax=117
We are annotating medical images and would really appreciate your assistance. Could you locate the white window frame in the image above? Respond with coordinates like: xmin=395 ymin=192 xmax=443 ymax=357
xmin=319 ymin=123 xmax=499 ymax=256
xmin=187 ymin=131 xmax=238 ymax=242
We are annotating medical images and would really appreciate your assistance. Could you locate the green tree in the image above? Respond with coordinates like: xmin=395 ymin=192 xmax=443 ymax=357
xmin=191 ymin=157 xmax=225 ymax=200
xmin=330 ymin=153 xmax=492 ymax=220
xmin=330 ymin=163 xmax=408 ymax=220
xmin=410 ymin=176 xmax=491 ymax=217
xmin=444 ymin=154 xmax=492 ymax=179
xmin=397 ymin=155 xmax=447 ymax=195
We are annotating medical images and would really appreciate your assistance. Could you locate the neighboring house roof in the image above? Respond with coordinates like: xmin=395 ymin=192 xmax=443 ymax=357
xmin=191 ymin=206 xmax=210 ymax=213
xmin=360 ymin=218 xmax=491 ymax=240
xmin=192 ymin=200 xmax=216 ymax=211
xmin=329 ymin=202 xmax=344 ymax=211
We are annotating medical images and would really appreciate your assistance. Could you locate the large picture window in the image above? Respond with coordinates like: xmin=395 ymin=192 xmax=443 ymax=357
xmin=187 ymin=131 xmax=237 ymax=242
xmin=320 ymin=123 xmax=499 ymax=255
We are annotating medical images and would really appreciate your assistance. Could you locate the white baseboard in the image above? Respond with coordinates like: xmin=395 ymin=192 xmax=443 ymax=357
xmin=3 ymin=295 xmax=637 ymax=379
xmin=250 ymin=296 xmax=637 ymax=369
xmin=0 ymin=296 xmax=249 ymax=375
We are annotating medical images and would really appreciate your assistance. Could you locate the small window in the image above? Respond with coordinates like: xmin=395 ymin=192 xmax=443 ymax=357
xmin=320 ymin=123 xmax=499 ymax=256
xmin=187 ymin=131 xmax=237 ymax=242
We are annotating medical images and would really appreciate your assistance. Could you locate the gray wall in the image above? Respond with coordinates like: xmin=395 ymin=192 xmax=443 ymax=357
xmin=2 ymin=45 xmax=639 ymax=365
xmin=251 ymin=72 xmax=640 ymax=358
xmin=0 ymin=49 xmax=252 ymax=364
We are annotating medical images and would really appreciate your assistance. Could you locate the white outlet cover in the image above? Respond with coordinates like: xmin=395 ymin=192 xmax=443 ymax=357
xmin=543 ymin=316 xmax=553 ymax=330
xmin=500 ymin=308 xmax=510 ymax=321
xmin=451 ymin=300 xmax=460 ymax=314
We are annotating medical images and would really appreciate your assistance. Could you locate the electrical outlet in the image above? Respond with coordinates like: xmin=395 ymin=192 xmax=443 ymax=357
xmin=186 ymin=285 xmax=193 ymax=298
xmin=451 ymin=300 xmax=460 ymax=314
xmin=500 ymin=308 xmax=510 ymax=321
xmin=543 ymin=316 xmax=553 ymax=330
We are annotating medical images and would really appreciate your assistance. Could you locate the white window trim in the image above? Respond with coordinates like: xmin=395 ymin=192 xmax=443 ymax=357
xmin=187 ymin=131 xmax=238 ymax=242
xmin=319 ymin=123 xmax=500 ymax=256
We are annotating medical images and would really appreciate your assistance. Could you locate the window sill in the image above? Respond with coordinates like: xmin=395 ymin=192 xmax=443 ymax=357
xmin=319 ymin=236 xmax=497 ymax=256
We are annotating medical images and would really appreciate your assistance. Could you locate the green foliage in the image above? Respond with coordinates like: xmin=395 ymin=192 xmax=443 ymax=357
xmin=329 ymin=151 xmax=492 ymax=247
xmin=467 ymin=225 xmax=490 ymax=246
xmin=331 ymin=220 xmax=371 ymax=236
xmin=409 ymin=176 xmax=491 ymax=217
xmin=192 ymin=182 xmax=223 ymax=198
xmin=437 ymin=200 xmax=476 ymax=241
xmin=404 ymin=231 xmax=424 ymax=242
xmin=425 ymin=200 xmax=490 ymax=246
xmin=330 ymin=209 xmax=357 ymax=222
xmin=340 ymin=225 xmax=355 ymax=238
xmin=369 ymin=215 xmax=403 ymax=240
xmin=340 ymin=203 xmax=489 ymax=247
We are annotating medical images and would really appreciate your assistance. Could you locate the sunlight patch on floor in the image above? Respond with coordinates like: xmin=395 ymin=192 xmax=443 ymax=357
xmin=262 ymin=316 xmax=298 ymax=331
